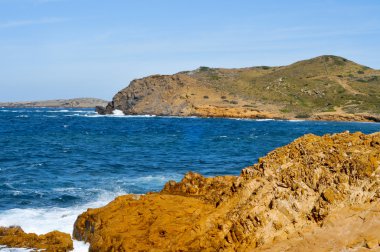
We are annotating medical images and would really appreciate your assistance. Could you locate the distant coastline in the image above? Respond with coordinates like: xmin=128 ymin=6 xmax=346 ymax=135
xmin=0 ymin=98 xmax=108 ymax=108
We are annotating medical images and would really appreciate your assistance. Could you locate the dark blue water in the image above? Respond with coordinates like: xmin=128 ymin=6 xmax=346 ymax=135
xmin=0 ymin=108 xmax=379 ymax=212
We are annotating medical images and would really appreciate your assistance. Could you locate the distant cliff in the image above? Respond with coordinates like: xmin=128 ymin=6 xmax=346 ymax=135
xmin=97 ymin=55 xmax=380 ymax=122
xmin=0 ymin=98 xmax=108 ymax=108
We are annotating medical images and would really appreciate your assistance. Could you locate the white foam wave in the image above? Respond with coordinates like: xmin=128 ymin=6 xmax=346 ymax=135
xmin=114 ymin=175 xmax=182 ymax=189
xmin=0 ymin=246 xmax=32 ymax=252
xmin=1 ymin=109 xmax=92 ymax=114
xmin=46 ymin=110 xmax=92 ymax=113
xmin=52 ymin=187 xmax=82 ymax=193
xmin=82 ymin=114 xmax=157 ymax=118
xmin=4 ymin=183 xmax=16 ymax=190
xmin=0 ymin=190 xmax=127 ymax=251
xmin=112 ymin=109 xmax=124 ymax=116
xmin=46 ymin=110 xmax=69 ymax=113
xmin=64 ymin=114 xmax=81 ymax=117
xmin=11 ymin=191 xmax=23 ymax=196
xmin=0 ymin=110 xmax=22 ymax=113
xmin=68 ymin=110 xmax=93 ymax=113
xmin=127 ymin=175 xmax=179 ymax=183
xmin=15 ymin=115 xmax=28 ymax=118
xmin=288 ymin=119 xmax=305 ymax=122
xmin=254 ymin=119 xmax=275 ymax=121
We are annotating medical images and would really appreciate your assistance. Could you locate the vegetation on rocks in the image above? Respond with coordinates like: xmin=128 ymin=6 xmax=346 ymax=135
xmin=97 ymin=55 xmax=380 ymax=122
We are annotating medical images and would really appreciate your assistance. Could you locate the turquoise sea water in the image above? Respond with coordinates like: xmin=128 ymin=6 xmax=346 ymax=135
xmin=0 ymin=108 xmax=379 ymax=250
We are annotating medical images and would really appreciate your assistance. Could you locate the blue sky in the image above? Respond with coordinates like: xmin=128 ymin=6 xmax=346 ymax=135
xmin=0 ymin=0 xmax=379 ymax=101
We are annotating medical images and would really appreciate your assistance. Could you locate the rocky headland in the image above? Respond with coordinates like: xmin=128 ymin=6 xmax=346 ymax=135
xmin=97 ymin=55 xmax=380 ymax=122
xmin=70 ymin=131 xmax=380 ymax=251
xmin=0 ymin=98 xmax=108 ymax=108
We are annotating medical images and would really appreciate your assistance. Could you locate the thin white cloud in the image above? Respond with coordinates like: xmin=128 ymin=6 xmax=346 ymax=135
xmin=0 ymin=17 xmax=68 ymax=28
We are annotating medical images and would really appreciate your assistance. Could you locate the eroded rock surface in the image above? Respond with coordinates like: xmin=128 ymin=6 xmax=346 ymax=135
xmin=256 ymin=202 xmax=380 ymax=251
xmin=0 ymin=226 xmax=73 ymax=251
xmin=73 ymin=131 xmax=380 ymax=251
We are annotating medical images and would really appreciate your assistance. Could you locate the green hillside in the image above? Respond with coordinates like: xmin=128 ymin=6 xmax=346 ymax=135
xmin=190 ymin=55 xmax=380 ymax=117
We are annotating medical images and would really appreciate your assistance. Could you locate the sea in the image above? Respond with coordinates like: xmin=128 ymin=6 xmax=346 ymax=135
xmin=0 ymin=108 xmax=379 ymax=251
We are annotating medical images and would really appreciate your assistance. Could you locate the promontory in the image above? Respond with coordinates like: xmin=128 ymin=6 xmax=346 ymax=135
xmin=97 ymin=55 xmax=380 ymax=122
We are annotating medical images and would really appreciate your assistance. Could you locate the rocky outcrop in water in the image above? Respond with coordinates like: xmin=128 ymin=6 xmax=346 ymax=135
xmin=0 ymin=226 xmax=73 ymax=251
xmin=73 ymin=131 xmax=380 ymax=251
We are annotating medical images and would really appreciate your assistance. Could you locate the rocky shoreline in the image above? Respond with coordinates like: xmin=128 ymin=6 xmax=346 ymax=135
xmin=99 ymin=105 xmax=380 ymax=123
xmin=2 ymin=131 xmax=379 ymax=251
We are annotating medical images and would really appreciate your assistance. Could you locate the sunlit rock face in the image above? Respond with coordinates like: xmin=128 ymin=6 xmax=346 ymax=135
xmin=0 ymin=226 xmax=73 ymax=251
xmin=74 ymin=131 xmax=380 ymax=251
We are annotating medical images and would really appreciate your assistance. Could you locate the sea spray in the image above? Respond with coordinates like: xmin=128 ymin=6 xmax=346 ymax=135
xmin=0 ymin=190 xmax=127 ymax=251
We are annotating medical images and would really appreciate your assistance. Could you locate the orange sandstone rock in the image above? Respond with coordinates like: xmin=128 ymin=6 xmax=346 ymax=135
xmin=311 ymin=113 xmax=380 ymax=123
xmin=0 ymin=226 xmax=73 ymax=251
xmin=256 ymin=201 xmax=380 ymax=251
xmin=192 ymin=105 xmax=283 ymax=120
xmin=74 ymin=194 xmax=216 ymax=251
xmin=73 ymin=131 xmax=380 ymax=251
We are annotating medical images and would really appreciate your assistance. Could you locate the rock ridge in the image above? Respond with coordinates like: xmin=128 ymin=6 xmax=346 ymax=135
xmin=73 ymin=131 xmax=380 ymax=251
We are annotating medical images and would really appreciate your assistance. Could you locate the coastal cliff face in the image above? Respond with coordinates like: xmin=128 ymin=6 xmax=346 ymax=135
xmin=73 ymin=131 xmax=380 ymax=251
xmin=97 ymin=55 xmax=380 ymax=122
